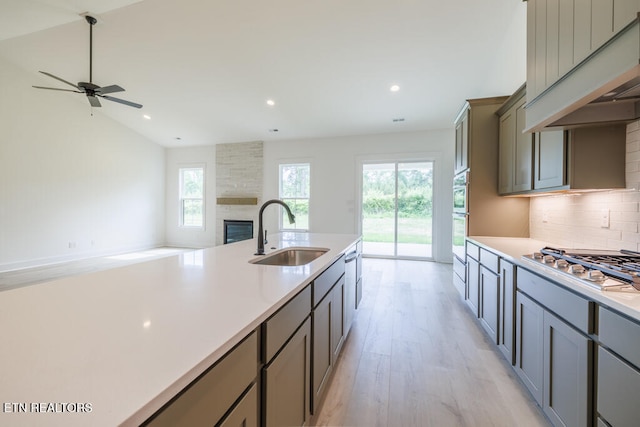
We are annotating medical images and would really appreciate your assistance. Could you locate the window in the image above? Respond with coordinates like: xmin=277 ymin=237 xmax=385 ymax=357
xmin=279 ymin=163 xmax=310 ymax=231
xmin=179 ymin=167 xmax=204 ymax=228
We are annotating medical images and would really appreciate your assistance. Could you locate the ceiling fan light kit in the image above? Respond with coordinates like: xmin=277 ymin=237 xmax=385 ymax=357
xmin=32 ymin=15 xmax=142 ymax=109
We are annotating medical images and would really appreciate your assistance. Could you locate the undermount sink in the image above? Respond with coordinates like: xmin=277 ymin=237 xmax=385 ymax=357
xmin=250 ymin=247 xmax=329 ymax=266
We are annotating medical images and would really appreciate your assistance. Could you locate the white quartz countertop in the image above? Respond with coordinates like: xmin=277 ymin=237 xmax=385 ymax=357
xmin=0 ymin=232 xmax=359 ymax=427
xmin=468 ymin=236 xmax=640 ymax=321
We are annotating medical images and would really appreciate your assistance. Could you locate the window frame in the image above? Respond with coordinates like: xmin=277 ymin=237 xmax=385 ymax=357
xmin=178 ymin=165 xmax=206 ymax=229
xmin=278 ymin=162 xmax=311 ymax=232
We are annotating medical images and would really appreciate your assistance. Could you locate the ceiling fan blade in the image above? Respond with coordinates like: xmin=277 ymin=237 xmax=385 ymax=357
xmin=96 ymin=85 xmax=125 ymax=95
xmin=33 ymin=86 xmax=82 ymax=93
xmin=87 ymin=95 xmax=101 ymax=107
xmin=39 ymin=71 xmax=82 ymax=91
xmin=100 ymin=95 xmax=143 ymax=109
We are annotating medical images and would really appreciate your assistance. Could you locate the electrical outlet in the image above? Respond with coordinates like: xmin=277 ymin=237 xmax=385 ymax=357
xmin=600 ymin=209 xmax=610 ymax=228
xmin=68 ymin=241 xmax=77 ymax=249
xmin=542 ymin=211 xmax=549 ymax=223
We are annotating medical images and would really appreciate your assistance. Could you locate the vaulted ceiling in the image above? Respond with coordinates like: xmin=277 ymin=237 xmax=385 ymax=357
xmin=0 ymin=0 xmax=526 ymax=147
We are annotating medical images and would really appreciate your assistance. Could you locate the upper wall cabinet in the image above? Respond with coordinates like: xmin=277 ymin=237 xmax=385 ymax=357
xmin=498 ymin=86 xmax=627 ymax=195
xmin=498 ymin=85 xmax=534 ymax=194
xmin=525 ymin=0 xmax=640 ymax=131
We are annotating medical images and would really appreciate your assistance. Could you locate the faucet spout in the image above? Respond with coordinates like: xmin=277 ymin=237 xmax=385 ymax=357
xmin=255 ymin=199 xmax=296 ymax=255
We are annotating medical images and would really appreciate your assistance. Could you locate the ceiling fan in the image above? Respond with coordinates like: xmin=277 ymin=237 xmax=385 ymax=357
xmin=32 ymin=15 xmax=142 ymax=109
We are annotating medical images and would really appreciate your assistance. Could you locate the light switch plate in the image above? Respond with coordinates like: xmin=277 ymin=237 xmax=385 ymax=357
xmin=600 ymin=208 xmax=610 ymax=228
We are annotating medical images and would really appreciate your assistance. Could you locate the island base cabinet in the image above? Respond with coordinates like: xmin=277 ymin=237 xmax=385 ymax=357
xmin=312 ymin=277 xmax=345 ymax=414
xmin=262 ymin=317 xmax=311 ymax=427
xmin=143 ymin=332 xmax=258 ymax=427
xmin=312 ymin=292 xmax=333 ymax=414
xmin=218 ymin=383 xmax=258 ymax=427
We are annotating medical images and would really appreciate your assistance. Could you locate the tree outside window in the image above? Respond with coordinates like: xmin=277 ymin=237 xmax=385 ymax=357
xmin=179 ymin=167 xmax=204 ymax=228
xmin=279 ymin=163 xmax=310 ymax=231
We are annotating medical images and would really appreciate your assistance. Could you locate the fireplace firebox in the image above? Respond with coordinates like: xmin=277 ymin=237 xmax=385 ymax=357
xmin=223 ymin=220 xmax=254 ymax=244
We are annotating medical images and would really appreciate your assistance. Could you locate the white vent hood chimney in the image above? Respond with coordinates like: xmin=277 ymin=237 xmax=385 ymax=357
xmin=525 ymin=15 xmax=640 ymax=132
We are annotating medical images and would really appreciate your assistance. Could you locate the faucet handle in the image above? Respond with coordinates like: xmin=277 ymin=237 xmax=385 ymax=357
xmin=264 ymin=229 xmax=268 ymax=244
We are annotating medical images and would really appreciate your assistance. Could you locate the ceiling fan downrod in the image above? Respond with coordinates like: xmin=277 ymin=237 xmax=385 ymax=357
xmin=85 ymin=15 xmax=97 ymax=83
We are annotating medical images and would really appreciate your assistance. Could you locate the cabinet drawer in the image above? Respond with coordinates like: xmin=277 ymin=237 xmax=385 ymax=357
xmin=599 ymin=306 xmax=640 ymax=368
xmin=146 ymin=331 xmax=258 ymax=427
xmin=466 ymin=241 xmax=480 ymax=261
xmin=597 ymin=346 xmax=640 ymax=427
xmin=453 ymin=255 xmax=466 ymax=282
xmin=313 ymin=254 xmax=345 ymax=307
xmin=480 ymin=248 xmax=499 ymax=274
xmin=263 ymin=286 xmax=311 ymax=362
xmin=218 ymin=383 xmax=258 ymax=427
xmin=517 ymin=268 xmax=593 ymax=334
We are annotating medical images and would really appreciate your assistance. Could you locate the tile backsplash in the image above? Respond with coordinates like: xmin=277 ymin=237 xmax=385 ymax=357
xmin=530 ymin=120 xmax=640 ymax=250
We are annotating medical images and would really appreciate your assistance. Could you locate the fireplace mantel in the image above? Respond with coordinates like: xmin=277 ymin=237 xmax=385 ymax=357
xmin=216 ymin=197 xmax=258 ymax=205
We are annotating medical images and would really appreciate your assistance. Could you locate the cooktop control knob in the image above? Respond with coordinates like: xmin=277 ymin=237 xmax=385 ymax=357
xmin=588 ymin=270 xmax=606 ymax=282
xmin=543 ymin=255 xmax=556 ymax=264
xmin=569 ymin=264 xmax=585 ymax=274
xmin=533 ymin=252 xmax=543 ymax=260
xmin=555 ymin=259 xmax=569 ymax=269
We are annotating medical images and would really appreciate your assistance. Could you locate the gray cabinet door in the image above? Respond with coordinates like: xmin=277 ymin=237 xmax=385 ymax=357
xmin=598 ymin=346 xmax=640 ymax=427
xmin=466 ymin=256 xmax=480 ymax=317
xmin=218 ymin=383 xmax=258 ymax=427
xmin=312 ymin=293 xmax=333 ymax=414
xmin=515 ymin=291 xmax=544 ymax=405
xmin=479 ymin=266 xmax=499 ymax=344
xmin=263 ymin=317 xmax=311 ymax=427
xmin=534 ymin=130 xmax=565 ymax=190
xmin=513 ymin=100 xmax=533 ymax=192
xmin=498 ymin=105 xmax=516 ymax=195
xmin=499 ymin=260 xmax=516 ymax=365
xmin=542 ymin=311 xmax=592 ymax=427
xmin=332 ymin=277 xmax=345 ymax=361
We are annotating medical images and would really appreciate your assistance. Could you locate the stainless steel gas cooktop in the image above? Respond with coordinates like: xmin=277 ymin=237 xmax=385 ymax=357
xmin=522 ymin=247 xmax=640 ymax=292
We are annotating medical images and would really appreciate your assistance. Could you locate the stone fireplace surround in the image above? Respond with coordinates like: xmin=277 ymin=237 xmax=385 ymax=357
xmin=215 ymin=141 xmax=263 ymax=246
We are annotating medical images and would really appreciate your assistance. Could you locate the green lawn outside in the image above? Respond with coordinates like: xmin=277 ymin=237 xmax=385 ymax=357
xmin=363 ymin=216 xmax=432 ymax=244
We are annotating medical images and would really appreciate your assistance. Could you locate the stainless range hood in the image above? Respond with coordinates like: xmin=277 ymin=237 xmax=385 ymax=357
xmin=525 ymin=16 xmax=640 ymax=132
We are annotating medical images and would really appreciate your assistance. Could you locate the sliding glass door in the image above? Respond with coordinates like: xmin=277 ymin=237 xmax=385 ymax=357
xmin=361 ymin=161 xmax=433 ymax=259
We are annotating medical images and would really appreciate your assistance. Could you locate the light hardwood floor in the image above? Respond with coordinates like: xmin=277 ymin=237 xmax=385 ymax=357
xmin=313 ymin=258 xmax=550 ymax=427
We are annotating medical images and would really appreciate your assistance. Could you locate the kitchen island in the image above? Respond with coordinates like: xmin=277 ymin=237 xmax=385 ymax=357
xmin=0 ymin=232 xmax=360 ymax=427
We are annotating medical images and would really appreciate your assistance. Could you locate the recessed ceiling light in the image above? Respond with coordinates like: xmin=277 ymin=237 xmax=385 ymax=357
xmin=393 ymin=118 xmax=405 ymax=122
xmin=143 ymin=114 xmax=151 ymax=120
xmin=390 ymin=85 xmax=400 ymax=92
xmin=269 ymin=128 xmax=279 ymax=132
xmin=175 ymin=137 xmax=182 ymax=141
xmin=266 ymin=99 xmax=275 ymax=106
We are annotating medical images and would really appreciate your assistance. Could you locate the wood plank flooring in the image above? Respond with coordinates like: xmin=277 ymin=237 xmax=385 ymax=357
xmin=313 ymin=258 xmax=550 ymax=427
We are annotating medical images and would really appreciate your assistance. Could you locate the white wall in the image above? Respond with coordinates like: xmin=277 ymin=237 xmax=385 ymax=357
xmin=0 ymin=57 xmax=166 ymax=270
xmin=263 ymin=130 xmax=454 ymax=263
xmin=165 ymin=146 xmax=216 ymax=248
